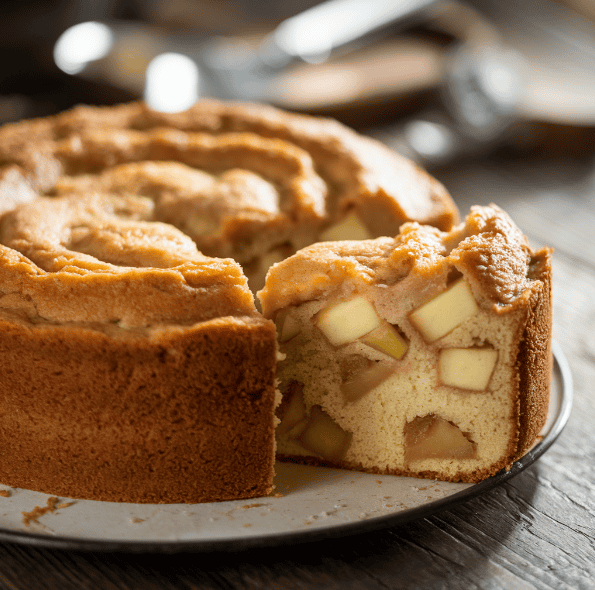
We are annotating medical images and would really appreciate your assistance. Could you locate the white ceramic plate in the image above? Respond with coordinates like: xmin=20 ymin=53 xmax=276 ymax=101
xmin=0 ymin=342 xmax=572 ymax=552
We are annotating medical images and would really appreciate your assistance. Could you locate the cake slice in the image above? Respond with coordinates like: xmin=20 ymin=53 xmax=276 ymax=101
xmin=259 ymin=204 xmax=552 ymax=482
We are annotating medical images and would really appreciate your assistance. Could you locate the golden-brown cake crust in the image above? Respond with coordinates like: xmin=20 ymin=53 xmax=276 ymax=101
xmin=0 ymin=101 xmax=458 ymax=262
xmin=0 ymin=316 xmax=277 ymax=503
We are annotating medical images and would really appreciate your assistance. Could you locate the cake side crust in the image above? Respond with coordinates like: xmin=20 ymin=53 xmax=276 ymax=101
xmin=513 ymin=248 xmax=553 ymax=461
xmin=0 ymin=316 xmax=277 ymax=503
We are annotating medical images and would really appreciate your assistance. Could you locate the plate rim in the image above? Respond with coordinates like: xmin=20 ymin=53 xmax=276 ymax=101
xmin=0 ymin=341 xmax=573 ymax=553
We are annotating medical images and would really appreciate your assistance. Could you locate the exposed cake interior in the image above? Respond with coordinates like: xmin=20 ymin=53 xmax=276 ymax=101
xmin=259 ymin=204 xmax=552 ymax=482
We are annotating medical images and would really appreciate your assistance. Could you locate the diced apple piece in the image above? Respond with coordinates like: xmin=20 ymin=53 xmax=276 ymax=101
xmin=439 ymin=347 xmax=498 ymax=391
xmin=299 ymin=405 xmax=352 ymax=461
xmin=259 ymin=249 xmax=286 ymax=277
xmin=404 ymin=415 xmax=476 ymax=463
xmin=319 ymin=212 xmax=373 ymax=242
xmin=287 ymin=418 xmax=310 ymax=440
xmin=339 ymin=354 xmax=370 ymax=381
xmin=275 ymin=307 xmax=301 ymax=343
xmin=250 ymin=248 xmax=288 ymax=292
xmin=315 ymin=296 xmax=381 ymax=346
xmin=341 ymin=361 xmax=396 ymax=403
xmin=360 ymin=322 xmax=408 ymax=360
xmin=409 ymin=278 xmax=479 ymax=342
xmin=277 ymin=382 xmax=307 ymax=437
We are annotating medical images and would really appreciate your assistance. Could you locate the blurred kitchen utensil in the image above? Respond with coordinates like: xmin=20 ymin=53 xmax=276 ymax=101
xmin=389 ymin=41 xmax=527 ymax=165
xmin=377 ymin=0 xmax=595 ymax=165
xmin=54 ymin=0 xmax=446 ymax=111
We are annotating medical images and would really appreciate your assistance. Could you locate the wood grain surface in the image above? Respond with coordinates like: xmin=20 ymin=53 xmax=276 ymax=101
xmin=0 ymin=146 xmax=593 ymax=589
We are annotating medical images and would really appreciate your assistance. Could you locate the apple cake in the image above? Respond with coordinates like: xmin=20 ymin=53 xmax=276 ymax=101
xmin=0 ymin=100 xmax=458 ymax=502
xmin=259 ymin=204 xmax=552 ymax=482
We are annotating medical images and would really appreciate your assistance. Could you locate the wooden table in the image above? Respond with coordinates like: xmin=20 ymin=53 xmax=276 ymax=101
xmin=0 ymin=136 xmax=593 ymax=589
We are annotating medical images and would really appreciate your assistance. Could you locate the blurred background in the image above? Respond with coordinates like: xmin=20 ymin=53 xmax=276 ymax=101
xmin=1 ymin=0 xmax=595 ymax=168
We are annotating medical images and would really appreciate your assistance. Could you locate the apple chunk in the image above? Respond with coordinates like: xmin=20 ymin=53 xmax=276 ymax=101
xmin=277 ymin=382 xmax=307 ymax=438
xmin=341 ymin=360 xmax=396 ymax=403
xmin=250 ymin=247 xmax=289 ymax=291
xmin=259 ymin=248 xmax=286 ymax=274
xmin=275 ymin=307 xmax=301 ymax=343
xmin=360 ymin=322 xmax=408 ymax=360
xmin=315 ymin=296 xmax=381 ymax=346
xmin=409 ymin=278 xmax=479 ymax=342
xmin=299 ymin=405 xmax=352 ymax=461
xmin=439 ymin=347 xmax=498 ymax=391
xmin=404 ymin=415 xmax=476 ymax=463
xmin=319 ymin=212 xmax=372 ymax=242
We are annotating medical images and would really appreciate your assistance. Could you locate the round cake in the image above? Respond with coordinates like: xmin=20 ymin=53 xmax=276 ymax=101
xmin=0 ymin=101 xmax=458 ymax=503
